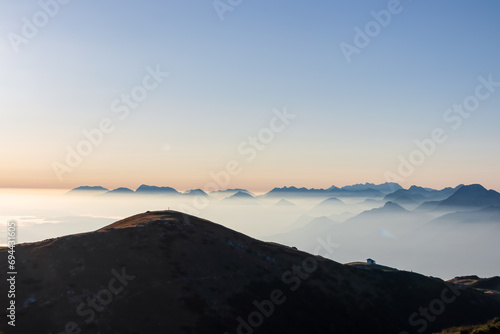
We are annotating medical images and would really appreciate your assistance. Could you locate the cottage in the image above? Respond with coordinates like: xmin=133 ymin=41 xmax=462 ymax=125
xmin=367 ymin=258 xmax=376 ymax=265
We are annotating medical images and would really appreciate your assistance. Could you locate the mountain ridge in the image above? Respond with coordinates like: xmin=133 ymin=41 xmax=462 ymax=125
xmin=418 ymin=184 xmax=500 ymax=211
xmin=3 ymin=211 xmax=499 ymax=333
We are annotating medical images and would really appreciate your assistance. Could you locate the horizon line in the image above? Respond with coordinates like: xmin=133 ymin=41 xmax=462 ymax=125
xmin=1 ymin=182 xmax=496 ymax=193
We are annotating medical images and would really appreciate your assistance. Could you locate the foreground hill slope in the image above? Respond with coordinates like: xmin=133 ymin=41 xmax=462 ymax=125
xmin=1 ymin=211 xmax=499 ymax=334
xmin=435 ymin=317 xmax=500 ymax=334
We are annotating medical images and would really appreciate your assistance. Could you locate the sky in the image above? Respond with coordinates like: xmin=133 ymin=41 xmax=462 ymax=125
xmin=1 ymin=0 xmax=500 ymax=192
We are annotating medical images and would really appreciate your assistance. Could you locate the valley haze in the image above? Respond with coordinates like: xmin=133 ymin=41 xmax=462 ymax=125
xmin=2 ymin=182 xmax=499 ymax=280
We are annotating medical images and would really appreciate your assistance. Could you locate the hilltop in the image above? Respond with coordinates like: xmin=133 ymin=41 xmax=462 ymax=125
xmin=1 ymin=211 xmax=499 ymax=333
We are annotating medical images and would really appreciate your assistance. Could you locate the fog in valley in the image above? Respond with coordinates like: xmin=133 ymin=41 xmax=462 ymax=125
xmin=1 ymin=184 xmax=499 ymax=280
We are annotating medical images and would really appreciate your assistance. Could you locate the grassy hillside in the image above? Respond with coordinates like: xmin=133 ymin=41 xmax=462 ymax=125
xmin=435 ymin=317 xmax=500 ymax=334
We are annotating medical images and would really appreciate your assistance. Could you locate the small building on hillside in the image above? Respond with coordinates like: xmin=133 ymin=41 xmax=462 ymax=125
xmin=367 ymin=258 xmax=376 ymax=265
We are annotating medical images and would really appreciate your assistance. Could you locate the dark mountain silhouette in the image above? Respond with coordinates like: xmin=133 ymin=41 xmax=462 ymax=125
xmin=439 ymin=184 xmax=500 ymax=207
xmin=385 ymin=185 xmax=463 ymax=207
xmin=135 ymin=184 xmax=180 ymax=195
xmin=418 ymin=184 xmax=500 ymax=211
xmin=2 ymin=211 xmax=499 ymax=334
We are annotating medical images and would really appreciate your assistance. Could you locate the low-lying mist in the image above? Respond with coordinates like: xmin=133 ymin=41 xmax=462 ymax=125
xmin=1 ymin=188 xmax=498 ymax=280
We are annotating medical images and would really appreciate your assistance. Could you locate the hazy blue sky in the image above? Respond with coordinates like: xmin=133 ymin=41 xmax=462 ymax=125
xmin=1 ymin=0 xmax=499 ymax=191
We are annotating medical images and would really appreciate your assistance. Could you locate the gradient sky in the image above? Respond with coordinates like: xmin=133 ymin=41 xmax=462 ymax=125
xmin=1 ymin=0 xmax=499 ymax=192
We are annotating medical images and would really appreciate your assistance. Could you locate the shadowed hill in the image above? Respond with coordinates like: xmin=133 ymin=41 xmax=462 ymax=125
xmin=435 ymin=317 xmax=500 ymax=334
xmin=1 ymin=211 xmax=499 ymax=334
xmin=448 ymin=276 xmax=500 ymax=294
xmin=346 ymin=261 xmax=398 ymax=272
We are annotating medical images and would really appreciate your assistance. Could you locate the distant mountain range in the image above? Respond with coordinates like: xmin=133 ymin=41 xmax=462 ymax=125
xmin=384 ymin=185 xmax=462 ymax=208
xmin=66 ymin=182 xmax=448 ymax=198
xmin=417 ymin=184 xmax=500 ymax=211
xmin=67 ymin=184 xmax=500 ymax=214
xmin=264 ymin=186 xmax=387 ymax=198
xmin=2 ymin=211 xmax=499 ymax=333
